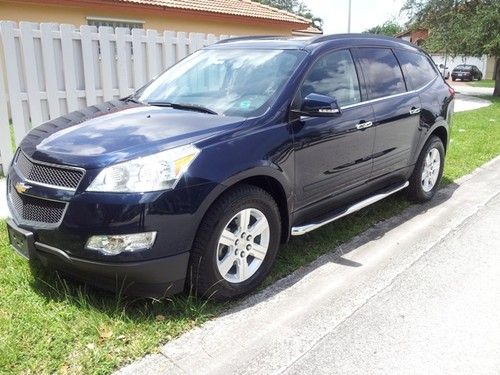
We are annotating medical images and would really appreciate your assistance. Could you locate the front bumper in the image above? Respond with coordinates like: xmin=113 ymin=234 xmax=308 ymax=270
xmin=6 ymin=156 xmax=224 ymax=296
xmin=7 ymin=218 xmax=190 ymax=296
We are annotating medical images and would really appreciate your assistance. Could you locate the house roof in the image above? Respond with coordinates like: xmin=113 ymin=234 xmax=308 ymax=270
xmin=292 ymin=25 xmax=323 ymax=35
xmin=107 ymin=0 xmax=311 ymax=26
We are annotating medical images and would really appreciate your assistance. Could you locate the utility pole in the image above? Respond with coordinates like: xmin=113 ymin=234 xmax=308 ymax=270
xmin=347 ymin=0 xmax=352 ymax=33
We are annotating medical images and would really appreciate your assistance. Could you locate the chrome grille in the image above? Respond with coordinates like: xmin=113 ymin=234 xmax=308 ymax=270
xmin=16 ymin=151 xmax=85 ymax=190
xmin=9 ymin=183 xmax=66 ymax=225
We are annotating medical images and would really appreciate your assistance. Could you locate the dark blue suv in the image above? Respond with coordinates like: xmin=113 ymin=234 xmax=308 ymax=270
xmin=6 ymin=34 xmax=454 ymax=300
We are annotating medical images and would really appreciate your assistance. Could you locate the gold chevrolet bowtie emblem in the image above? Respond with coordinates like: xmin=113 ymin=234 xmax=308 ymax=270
xmin=15 ymin=182 xmax=31 ymax=194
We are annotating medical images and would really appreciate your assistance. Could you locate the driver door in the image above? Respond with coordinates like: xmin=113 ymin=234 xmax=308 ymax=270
xmin=292 ymin=49 xmax=376 ymax=210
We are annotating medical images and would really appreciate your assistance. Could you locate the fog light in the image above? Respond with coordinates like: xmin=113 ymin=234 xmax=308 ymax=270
xmin=85 ymin=232 xmax=157 ymax=256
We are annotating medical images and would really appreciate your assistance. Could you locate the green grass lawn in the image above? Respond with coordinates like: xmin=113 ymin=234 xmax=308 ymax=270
xmin=468 ymin=79 xmax=496 ymax=88
xmin=1 ymin=96 xmax=499 ymax=375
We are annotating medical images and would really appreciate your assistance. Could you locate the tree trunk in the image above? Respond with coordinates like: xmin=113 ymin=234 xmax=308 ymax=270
xmin=494 ymin=58 xmax=500 ymax=97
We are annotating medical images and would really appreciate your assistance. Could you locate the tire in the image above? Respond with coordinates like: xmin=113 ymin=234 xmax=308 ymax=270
xmin=452 ymin=77 xmax=456 ymax=81
xmin=188 ymin=184 xmax=281 ymax=300
xmin=407 ymin=136 xmax=445 ymax=202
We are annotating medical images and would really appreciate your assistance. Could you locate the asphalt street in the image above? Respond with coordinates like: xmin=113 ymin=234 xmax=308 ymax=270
xmin=117 ymin=156 xmax=500 ymax=375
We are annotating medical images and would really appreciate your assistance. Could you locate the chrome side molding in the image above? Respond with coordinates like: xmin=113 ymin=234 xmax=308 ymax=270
xmin=291 ymin=181 xmax=409 ymax=236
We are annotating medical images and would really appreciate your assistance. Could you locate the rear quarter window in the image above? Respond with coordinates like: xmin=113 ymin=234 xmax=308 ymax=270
xmin=395 ymin=50 xmax=438 ymax=91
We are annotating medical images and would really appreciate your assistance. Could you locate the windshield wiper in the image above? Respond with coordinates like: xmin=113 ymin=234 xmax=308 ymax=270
xmin=122 ymin=96 xmax=143 ymax=105
xmin=147 ymin=101 xmax=218 ymax=115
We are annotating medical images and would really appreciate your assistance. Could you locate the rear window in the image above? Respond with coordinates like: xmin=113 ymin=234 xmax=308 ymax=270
xmin=353 ymin=48 xmax=406 ymax=100
xmin=395 ymin=50 xmax=438 ymax=90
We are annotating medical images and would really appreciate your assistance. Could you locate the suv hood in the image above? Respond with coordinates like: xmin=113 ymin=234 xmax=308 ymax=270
xmin=19 ymin=100 xmax=245 ymax=169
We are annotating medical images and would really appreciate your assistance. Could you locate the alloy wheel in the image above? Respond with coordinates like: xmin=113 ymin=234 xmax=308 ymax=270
xmin=216 ymin=208 xmax=270 ymax=283
xmin=421 ymin=148 xmax=441 ymax=192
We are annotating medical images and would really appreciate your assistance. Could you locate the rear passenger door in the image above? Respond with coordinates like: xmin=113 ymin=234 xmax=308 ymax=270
xmin=352 ymin=47 xmax=421 ymax=181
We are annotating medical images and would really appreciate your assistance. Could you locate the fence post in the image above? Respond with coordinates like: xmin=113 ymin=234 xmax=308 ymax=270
xmin=60 ymin=23 xmax=79 ymax=112
xmin=131 ymin=28 xmax=145 ymax=89
xmin=40 ymin=23 xmax=61 ymax=119
xmin=80 ymin=25 xmax=97 ymax=106
xmin=115 ymin=27 xmax=130 ymax=98
xmin=0 ymin=21 xmax=26 ymax=147
xmin=163 ymin=30 xmax=176 ymax=69
xmin=98 ymin=26 xmax=114 ymax=102
xmin=19 ymin=22 xmax=43 ymax=127
xmin=146 ymin=29 xmax=159 ymax=80
xmin=0 ymin=23 xmax=14 ymax=169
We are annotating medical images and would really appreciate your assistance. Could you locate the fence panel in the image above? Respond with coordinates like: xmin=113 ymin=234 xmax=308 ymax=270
xmin=0 ymin=22 xmax=231 ymax=171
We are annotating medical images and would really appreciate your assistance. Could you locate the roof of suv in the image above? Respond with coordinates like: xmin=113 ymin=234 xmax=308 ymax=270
xmin=212 ymin=33 xmax=420 ymax=52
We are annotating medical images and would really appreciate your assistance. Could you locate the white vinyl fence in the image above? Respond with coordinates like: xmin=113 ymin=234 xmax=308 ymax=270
xmin=0 ymin=21 xmax=232 ymax=171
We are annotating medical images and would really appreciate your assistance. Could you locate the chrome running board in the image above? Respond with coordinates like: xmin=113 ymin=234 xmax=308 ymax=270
xmin=291 ymin=181 xmax=409 ymax=236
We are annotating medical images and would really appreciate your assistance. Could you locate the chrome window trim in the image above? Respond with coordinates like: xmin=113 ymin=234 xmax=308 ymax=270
xmin=341 ymin=74 xmax=438 ymax=110
xmin=14 ymin=151 xmax=86 ymax=192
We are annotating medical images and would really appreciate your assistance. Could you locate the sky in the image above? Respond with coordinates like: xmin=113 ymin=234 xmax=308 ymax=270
xmin=305 ymin=0 xmax=407 ymax=34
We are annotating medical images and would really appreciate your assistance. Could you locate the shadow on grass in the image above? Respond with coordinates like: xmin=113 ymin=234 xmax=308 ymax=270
xmin=26 ymin=180 xmax=461 ymax=322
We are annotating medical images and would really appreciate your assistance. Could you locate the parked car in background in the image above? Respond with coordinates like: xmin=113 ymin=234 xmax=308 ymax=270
xmin=6 ymin=34 xmax=454 ymax=300
xmin=451 ymin=64 xmax=483 ymax=81
xmin=437 ymin=63 xmax=450 ymax=79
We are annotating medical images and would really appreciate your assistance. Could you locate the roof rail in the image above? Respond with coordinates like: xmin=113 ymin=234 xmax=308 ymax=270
xmin=307 ymin=33 xmax=411 ymax=45
xmin=215 ymin=35 xmax=283 ymax=44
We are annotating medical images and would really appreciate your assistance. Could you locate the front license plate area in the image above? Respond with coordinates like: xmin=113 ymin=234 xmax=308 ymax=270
xmin=7 ymin=220 xmax=34 ymax=260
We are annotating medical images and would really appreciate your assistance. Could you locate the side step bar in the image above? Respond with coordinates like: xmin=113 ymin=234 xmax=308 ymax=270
xmin=291 ymin=181 xmax=409 ymax=236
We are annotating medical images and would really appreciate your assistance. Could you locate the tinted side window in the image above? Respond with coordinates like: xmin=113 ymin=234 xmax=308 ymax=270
xmin=301 ymin=49 xmax=361 ymax=106
xmin=354 ymin=48 xmax=406 ymax=99
xmin=395 ymin=50 xmax=437 ymax=90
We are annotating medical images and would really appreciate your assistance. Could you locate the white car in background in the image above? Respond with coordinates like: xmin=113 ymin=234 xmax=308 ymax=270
xmin=436 ymin=63 xmax=450 ymax=79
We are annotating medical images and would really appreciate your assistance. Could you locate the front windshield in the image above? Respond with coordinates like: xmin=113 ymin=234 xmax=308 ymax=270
xmin=136 ymin=48 xmax=307 ymax=117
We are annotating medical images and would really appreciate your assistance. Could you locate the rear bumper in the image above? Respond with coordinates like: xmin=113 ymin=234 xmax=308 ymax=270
xmin=8 ymin=218 xmax=190 ymax=296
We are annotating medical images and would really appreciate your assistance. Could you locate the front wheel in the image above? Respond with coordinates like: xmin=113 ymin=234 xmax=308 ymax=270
xmin=189 ymin=184 xmax=281 ymax=300
xmin=407 ymin=136 xmax=445 ymax=202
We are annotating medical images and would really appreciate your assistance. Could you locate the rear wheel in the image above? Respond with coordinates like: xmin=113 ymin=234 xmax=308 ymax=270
xmin=407 ymin=136 xmax=445 ymax=202
xmin=189 ymin=184 xmax=281 ymax=300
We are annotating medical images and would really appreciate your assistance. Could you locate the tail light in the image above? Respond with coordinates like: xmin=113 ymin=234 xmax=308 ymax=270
xmin=448 ymin=86 xmax=455 ymax=98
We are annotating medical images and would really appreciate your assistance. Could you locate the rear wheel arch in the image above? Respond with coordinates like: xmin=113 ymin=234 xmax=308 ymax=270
xmin=430 ymin=126 xmax=449 ymax=153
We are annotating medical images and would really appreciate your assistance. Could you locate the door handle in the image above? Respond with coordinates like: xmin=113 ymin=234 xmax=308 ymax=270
xmin=356 ymin=121 xmax=373 ymax=130
xmin=409 ymin=107 xmax=421 ymax=115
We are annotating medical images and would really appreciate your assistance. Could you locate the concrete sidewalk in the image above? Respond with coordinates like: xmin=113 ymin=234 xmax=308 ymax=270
xmin=117 ymin=157 xmax=500 ymax=375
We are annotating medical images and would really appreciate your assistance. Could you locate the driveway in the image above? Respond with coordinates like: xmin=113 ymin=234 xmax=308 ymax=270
xmin=118 ymin=156 xmax=500 ymax=375
xmin=450 ymin=80 xmax=494 ymax=96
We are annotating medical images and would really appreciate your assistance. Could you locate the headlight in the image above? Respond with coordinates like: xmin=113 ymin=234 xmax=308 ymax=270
xmin=87 ymin=144 xmax=199 ymax=192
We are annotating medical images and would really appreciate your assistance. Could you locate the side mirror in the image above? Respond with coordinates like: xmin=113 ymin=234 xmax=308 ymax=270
xmin=296 ymin=93 xmax=341 ymax=117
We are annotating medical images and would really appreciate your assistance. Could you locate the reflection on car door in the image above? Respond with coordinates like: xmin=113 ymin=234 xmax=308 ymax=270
xmin=292 ymin=49 xmax=376 ymax=210
xmin=352 ymin=47 xmax=421 ymax=181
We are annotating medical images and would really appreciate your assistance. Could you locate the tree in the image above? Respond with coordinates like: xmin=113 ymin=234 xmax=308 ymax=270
xmin=364 ymin=20 xmax=404 ymax=36
xmin=402 ymin=0 xmax=500 ymax=96
xmin=254 ymin=0 xmax=324 ymax=30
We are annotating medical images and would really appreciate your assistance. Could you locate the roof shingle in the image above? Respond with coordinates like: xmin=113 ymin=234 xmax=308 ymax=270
xmin=108 ymin=0 xmax=311 ymax=25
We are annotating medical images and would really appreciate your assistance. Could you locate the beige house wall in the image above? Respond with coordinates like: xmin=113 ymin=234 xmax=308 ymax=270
xmin=0 ymin=1 xmax=298 ymax=35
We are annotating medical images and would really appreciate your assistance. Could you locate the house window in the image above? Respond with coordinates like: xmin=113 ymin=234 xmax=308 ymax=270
xmin=87 ymin=17 xmax=144 ymax=30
